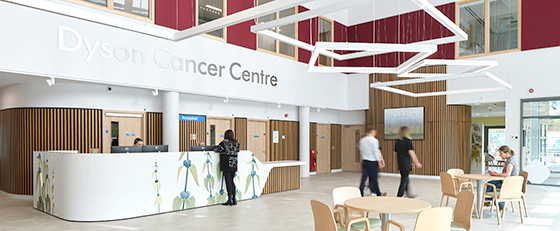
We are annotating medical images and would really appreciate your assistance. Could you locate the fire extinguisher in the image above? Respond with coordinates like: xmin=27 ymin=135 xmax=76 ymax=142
xmin=310 ymin=149 xmax=317 ymax=171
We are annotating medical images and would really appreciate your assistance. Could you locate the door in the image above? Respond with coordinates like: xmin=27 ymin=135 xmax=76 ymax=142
xmin=207 ymin=117 xmax=233 ymax=146
xmin=103 ymin=111 xmax=145 ymax=153
xmin=330 ymin=124 xmax=342 ymax=170
xmin=247 ymin=120 xmax=267 ymax=162
xmin=316 ymin=124 xmax=331 ymax=174
xmin=341 ymin=125 xmax=365 ymax=172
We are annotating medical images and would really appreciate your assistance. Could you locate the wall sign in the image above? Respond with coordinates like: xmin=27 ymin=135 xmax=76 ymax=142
xmin=179 ymin=115 xmax=206 ymax=122
xmin=273 ymin=131 xmax=279 ymax=143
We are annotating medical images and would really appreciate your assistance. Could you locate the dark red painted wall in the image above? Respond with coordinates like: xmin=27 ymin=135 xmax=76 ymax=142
xmin=155 ymin=0 xmax=195 ymax=30
xmin=347 ymin=21 xmax=375 ymax=67
xmin=227 ymin=0 xmax=256 ymax=50
xmin=333 ymin=21 xmax=348 ymax=67
xmin=374 ymin=3 xmax=455 ymax=67
xmin=522 ymin=1 xmax=560 ymax=51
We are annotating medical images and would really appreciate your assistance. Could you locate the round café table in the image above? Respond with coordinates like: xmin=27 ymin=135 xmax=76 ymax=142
xmin=455 ymin=173 xmax=505 ymax=218
xmin=344 ymin=197 xmax=432 ymax=231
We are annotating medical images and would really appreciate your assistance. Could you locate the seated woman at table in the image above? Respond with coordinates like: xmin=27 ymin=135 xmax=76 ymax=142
xmin=486 ymin=145 xmax=519 ymax=207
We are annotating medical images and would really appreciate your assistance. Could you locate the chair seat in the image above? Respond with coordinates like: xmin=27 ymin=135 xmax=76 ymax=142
xmin=338 ymin=226 xmax=361 ymax=231
xmin=450 ymin=221 xmax=467 ymax=231
xmin=350 ymin=218 xmax=382 ymax=229
xmin=455 ymin=187 xmax=473 ymax=195
xmin=485 ymin=191 xmax=500 ymax=197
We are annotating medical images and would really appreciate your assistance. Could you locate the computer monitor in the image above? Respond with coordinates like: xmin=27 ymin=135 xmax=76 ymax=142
xmin=190 ymin=146 xmax=215 ymax=151
xmin=142 ymin=145 xmax=169 ymax=153
xmin=110 ymin=146 xmax=143 ymax=153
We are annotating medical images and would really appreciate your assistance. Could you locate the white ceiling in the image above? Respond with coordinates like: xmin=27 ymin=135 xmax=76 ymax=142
xmin=468 ymin=101 xmax=506 ymax=118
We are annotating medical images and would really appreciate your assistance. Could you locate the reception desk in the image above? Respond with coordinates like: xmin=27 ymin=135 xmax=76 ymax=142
xmin=32 ymin=150 xmax=303 ymax=221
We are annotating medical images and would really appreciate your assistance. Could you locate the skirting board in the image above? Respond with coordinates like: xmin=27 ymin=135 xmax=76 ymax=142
xmin=0 ymin=190 xmax=33 ymax=200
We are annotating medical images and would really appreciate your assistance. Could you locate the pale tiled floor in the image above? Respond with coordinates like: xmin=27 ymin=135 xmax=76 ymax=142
xmin=1 ymin=172 xmax=559 ymax=231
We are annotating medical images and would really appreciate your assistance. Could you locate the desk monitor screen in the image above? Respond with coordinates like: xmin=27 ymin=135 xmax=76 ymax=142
xmin=142 ymin=145 xmax=169 ymax=153
xmin=190 ymin=146 xmax=215 ymax=151
xmin=111 ymin=146 xmax=143 ymax=153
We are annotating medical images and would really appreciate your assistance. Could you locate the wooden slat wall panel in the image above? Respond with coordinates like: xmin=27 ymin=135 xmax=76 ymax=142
xmin=262 ymin=166 xmax=301 ymax=194
xmin=0 ymin=108 xmax=102 ymax=195
xmin=368 ymin=65 xmax=472 ymax=176
xmin=146 ymin=112 xmax=163 ymax=145
xmin=268 ymin=120 xmax=299 ymax=161
xmin=330 ymin=124 xmax=342 ymax=170
xmin=178 ymin=115 xmax=206 ymax=151
xmin=234 ymin=118 xmax=247 ymax=150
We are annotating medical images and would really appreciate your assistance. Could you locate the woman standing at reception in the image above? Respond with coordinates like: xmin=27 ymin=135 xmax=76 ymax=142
xmin=215 ymin=130 xmax=240 ymax=206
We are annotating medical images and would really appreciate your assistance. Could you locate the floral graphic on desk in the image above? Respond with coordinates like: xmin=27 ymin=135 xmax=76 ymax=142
xmin=35 ymin=153 xmax=55 ymax=214
xmin=202 ymin=152 xmax=219 ymax=205
xmin=152 ymin=161 xmax=162 ymax=213
xmin=245 ymin=154 xmax=261 ymax=199
xmin=173 ymin=152 xmax=199 ymax=210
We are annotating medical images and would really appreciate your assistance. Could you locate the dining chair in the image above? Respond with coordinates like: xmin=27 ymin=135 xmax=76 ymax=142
xmin=310 ymin=199 xmax=370 ymax=231
xmin=481 ymin=176 xmax=525 ymax=225
xmin=384 ymin=207 xmax=453 ymax=231
xmin=450 ymin=191 xmax=475 ymax=231
xmin=439 ymin=172 xmax=479 ymax=218
xmin=332 ymin=186 xmax=382 ymax=230
xmin=446 ymin=168 xmax=470 ymax=191
xmin=518 ymin=171 xmax=529 ymax=218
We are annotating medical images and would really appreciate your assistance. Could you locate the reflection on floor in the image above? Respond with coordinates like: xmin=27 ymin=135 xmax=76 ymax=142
xmin=1 ymin=172 xmax=559 ymax=230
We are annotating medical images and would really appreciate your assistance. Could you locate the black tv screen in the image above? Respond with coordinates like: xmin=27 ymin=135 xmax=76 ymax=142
xmin=142 ymin=145 xmax=169 ymax=153
xmin=190 ymin=146 xmax=215 ymax=151
xmin=111 ymin=146 xmax=143 ymax=153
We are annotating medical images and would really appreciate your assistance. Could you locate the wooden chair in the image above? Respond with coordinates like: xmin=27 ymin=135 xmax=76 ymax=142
xmin=385 ymin=207 xmax=453 ymax=231
xmin=310 ymin=200 xmax=370 ymax=231
xmin=518 ymin=171 xmax=529 ymax=218
xmin=447 ymin=168 xmax=469 ymax=191
xmin=451 ymin=191 xmax=475 ymax=231
xmin=481 ymin=176 xmax=525 ymax=225
xmin=439 ymin=172 xmax=479 ymax=218
xmin=332 ymin=187 xmax=382 ymax=230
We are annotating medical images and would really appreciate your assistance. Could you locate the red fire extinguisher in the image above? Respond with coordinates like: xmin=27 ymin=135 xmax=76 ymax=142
xmin=310 ymin=149 xmax=317 ymax=171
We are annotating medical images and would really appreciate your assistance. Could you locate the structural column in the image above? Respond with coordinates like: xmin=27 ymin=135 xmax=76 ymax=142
xmin=299 ymin=106 xmax=310 ymax=177
xmin=162 ymin=91 xmax=179 ymax=152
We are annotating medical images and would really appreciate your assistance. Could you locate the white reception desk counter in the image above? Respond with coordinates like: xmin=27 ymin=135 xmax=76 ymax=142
xmin=33 ymin=150 xmax=303 ymax=221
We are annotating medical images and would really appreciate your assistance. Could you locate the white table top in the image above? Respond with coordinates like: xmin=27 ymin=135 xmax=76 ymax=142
xmin=455 ymin=173 xmax=505 ymax=181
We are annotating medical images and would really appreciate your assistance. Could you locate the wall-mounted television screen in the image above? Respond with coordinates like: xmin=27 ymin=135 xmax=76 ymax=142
xmin=384 ymin=107 xmax=424 ymax=140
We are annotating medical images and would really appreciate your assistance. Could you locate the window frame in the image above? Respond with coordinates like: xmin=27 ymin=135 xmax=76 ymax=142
xmin=196 ymin=0 xmax=228 ymax=42
xmin=455 ymin=0 xmax=522 ymax=59
xmin=317 ymin=16 xmax=334 ymax=67
xmin=65 ymin=0 xmax=155 ymax=23
xmin=256 ymin=4 xmax=299 ymax=61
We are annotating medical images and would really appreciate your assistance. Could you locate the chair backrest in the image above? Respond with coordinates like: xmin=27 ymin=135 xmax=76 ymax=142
xmin=332 ymin=186 xmax=363 ymax=218
xmin=453 ymin=191 xmax=474 ymax=231
xmin=447 ymin=168 xmax=465 ymax=176
xmin=439 ymin=172 xmax=456 ymax=196
xmin=414 ymin=207 xmax=453 ymax=231
xmin=499 ymin=176 xmax=524 ymax=199
xmin=310 ymin=200 xmax=338 ymax=231
xmin=519 ymin=171 xmax=529 ymax=194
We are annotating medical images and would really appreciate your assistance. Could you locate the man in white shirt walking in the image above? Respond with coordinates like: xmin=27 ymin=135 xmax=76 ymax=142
xmin=359 ymin=127 xmax=387 ymax=197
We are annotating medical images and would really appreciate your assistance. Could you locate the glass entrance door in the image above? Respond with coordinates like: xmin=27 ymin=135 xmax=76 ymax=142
xmin=522 ymin=99 xmax=560 ymax=185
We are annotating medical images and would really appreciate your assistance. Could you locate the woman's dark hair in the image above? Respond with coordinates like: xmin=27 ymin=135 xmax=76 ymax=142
xmin=224 ymin=130 xmax=237 ymax=143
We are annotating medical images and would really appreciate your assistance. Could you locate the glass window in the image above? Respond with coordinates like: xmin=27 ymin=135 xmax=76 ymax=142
xmin=198 ymin=0 xmax=225 ymax=38
xmin=71 ymin=0 xmax=153 ymax=21
xmin=257 ymin=0 xmax=298 ymax=59
xmin=485 ymin=126 xmax=506 ymax=155
xmin=114 ymin=0 xmax=149 ymax=18
xmin=457 ymin=0 xmax=520 ymax=57
xmin=318 ymin=17 xmax=333 ymax=66
xmin=522 ymin=98 xmax=560 ymax=186
xmin=489 ymin=0 xmax=519 ymax=52
xmin=458 ymin=0 xmax=485 ymax=56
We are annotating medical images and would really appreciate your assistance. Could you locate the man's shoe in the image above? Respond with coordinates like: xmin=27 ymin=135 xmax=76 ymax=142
xmin=231 ymin=196 xmax=237 ymax=205
xmin=381 ymin=192 xmax=387 ymax=196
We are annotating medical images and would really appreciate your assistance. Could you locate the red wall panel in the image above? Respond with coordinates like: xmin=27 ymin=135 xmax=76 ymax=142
xmin=298 ymin=6 xmax=312 ymax=64
xmin=522 ymin=0 xmax=560 ymax=51
xmin=347 ymin=21 xmax=374 ymax=67
xmin=374 ymin=3 xmax=455 ymax=67
xmin=155 ymin=0 xmax=195 ymax=30
xmin=227 ymin=0 xmax=256 ymax=50
xmin=333 ymin=21 xmax=348 ymax=67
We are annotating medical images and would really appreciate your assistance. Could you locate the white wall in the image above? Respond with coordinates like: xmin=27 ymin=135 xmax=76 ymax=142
xmin=0 ymin=82 xmax=366 ymax=125
xmin=447 ymin=46 xmax=560 ymax=165
xmin=0 ymin=1 xmax=367 ymax=111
